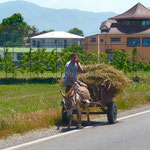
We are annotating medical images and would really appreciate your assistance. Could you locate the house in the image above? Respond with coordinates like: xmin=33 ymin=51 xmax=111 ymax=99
xmin=30 ymin=31 xmax=84 ymax=49
xmin=23 ymin=30 xmax=48 ymax=47
xmin=83 ymin=3 xmax=150 ymax=61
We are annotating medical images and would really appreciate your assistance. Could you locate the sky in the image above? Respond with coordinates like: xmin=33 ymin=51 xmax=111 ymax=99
xmin=0 ymin=0 xmax=150 ymax=13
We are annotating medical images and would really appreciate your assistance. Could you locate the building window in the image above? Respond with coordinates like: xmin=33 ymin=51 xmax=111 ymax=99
xmin=100 ymin=39 xmax=104 ymax=42
xmin=32 ymin=40 xmax=36 ymax=46
xmin=77 ymin=40 xmax=81 ymax=45
xmin=141 ymin=20 xmax=150 ymax=25
xmin=101 ymin=29 xmax=109 ymax=32
xmin=147 ymin=20 xmax=150 ymax=25
xmin=43 ymin=40 xmax=45 ymax=43
xmin=111 ymin=38 xmax=121 ymax=42
xmin=122 ymin=19 xmax=150 ymax=26
xmin=37 ymin=41 xmax=40 ymax=48
xmin=64 ymin=40 xmax=67 ymax=48
xmin=142 ymin=38 xmax=150 ymax=47
xmin=17 ymin=53 xmax=23 ymax=60
xmin=122 ymin=20 xmax=131 ymax=25
xmin=91 ymin=38 xmax=96 ymax=42
xmin=105 ymin=49 xmax=114 ymax=62
xmin=127 ymin=38 xmax=140 ymax=47
xmin=55 ymin=40 xmax=57 ymax=45
xmin=142 ymin=20 xmax=146 ymax=25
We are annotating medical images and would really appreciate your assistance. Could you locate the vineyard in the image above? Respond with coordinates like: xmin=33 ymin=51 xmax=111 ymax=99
xmin=0 ymin=45 xmax=150 ymax=79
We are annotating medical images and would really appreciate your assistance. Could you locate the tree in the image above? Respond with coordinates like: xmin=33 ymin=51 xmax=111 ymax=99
xmin=63 ymin=45 xmax=84 ymax=54
xmin=31 ymin=25 xmax=39 ymax=33
xmin=31 ymin=49 xmax=47 ymax=77
xmin=68 ymin=27 xmax=84 ymax=36
xmin=110 ymin=49 xmax=129 ymax=72
xmin=46 ymin=49 xmax=58 ymax=73
xmin=2 ymin=48 xmax=17 ymax=78
xmin=48 ymin=29 xmax=55 ymax=32
xmin=0 ymin=13 xmax=31 ymax=47
xmin=131 ymin=47 xmax=139 ymax=76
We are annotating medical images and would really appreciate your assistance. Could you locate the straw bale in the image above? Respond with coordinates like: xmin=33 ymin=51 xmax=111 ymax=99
xmin=78 ymin=64 xmax=129 ymax=103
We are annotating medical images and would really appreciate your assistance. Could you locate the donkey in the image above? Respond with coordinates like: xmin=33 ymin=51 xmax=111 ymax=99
xmin=60 ymin=83 xmax=93 ymax=129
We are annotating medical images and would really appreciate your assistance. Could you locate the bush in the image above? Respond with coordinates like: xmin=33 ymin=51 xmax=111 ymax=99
xmin=110 ymin=49 xmax=129 ymax=72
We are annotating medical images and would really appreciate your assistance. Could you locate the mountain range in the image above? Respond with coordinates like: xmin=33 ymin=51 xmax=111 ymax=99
xmin=0 ymin=0 xmax=118 ymax=36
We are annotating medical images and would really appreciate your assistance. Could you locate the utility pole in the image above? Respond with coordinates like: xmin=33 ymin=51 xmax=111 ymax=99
xmin=98 ymin=34 xmax=100 ymax=64
xmin=3 ymin=32 xmax=6 ymax=57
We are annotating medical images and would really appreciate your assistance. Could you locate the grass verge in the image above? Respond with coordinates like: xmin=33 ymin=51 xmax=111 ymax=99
xmin=0 ymin=109 xmax=61 ymax=139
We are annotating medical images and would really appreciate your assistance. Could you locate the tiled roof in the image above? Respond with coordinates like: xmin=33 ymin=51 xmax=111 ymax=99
xmin=100 ymin=19 xmax=117 ymax=29
xmin=109 ymin=3 xmax=150 ymax=20
xmin=101 ymin=24 xmax=150 ymax=35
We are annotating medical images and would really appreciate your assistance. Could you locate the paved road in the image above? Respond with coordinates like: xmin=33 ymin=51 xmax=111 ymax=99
xmin=9 ymin=110 xmax=150 ymax=150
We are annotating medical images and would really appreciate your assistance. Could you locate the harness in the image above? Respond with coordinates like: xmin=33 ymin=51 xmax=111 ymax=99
xmin=64 ymin=86 xmax=91 ymax=112
xmin=75 ymin=87 xmax=91 ymax=105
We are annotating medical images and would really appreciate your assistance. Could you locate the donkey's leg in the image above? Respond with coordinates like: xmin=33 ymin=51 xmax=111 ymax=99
xmin=67 ymin=110 xmax=73 ymax=129
xmin=68 ymin=116 xmax=72 ymax=129
xmin=76 ymin=106 xmax=82 ymax=128
xmin=86 ymin=107 xmax=90 ymax=125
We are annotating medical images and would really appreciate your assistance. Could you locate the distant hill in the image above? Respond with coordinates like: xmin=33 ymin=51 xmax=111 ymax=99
xmin=0 ymin=0 xmax=117 ymax=36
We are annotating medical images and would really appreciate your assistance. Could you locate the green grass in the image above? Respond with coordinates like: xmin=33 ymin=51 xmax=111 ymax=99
xmin=0 ymin=47 xmax=62 ymax=53
xmin=0 ymin=83 xmax=62 ymax=117
xmin=114 ymin=71 xmax=150 ymax=110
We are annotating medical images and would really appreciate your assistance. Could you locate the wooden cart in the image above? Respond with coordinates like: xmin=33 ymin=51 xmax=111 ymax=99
xmin=62 ymin=85 xmax=117 ymax=124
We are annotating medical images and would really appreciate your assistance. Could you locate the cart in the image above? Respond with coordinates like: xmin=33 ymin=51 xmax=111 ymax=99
xmin=62 ymin=85 xmax=117 ymax=124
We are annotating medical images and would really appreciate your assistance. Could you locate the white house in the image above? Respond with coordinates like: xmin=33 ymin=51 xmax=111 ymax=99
xmin=30 ymin=31 xmax=84 ymax=49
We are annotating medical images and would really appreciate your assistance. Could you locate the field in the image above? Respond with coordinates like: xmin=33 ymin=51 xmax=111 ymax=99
xmin=0 ymin=71 xmax=150 ymax=138
xmin=0 ymin=84 xmax=61 ymax=116
xmin=115 ymin=72 xmax=150 ymax=109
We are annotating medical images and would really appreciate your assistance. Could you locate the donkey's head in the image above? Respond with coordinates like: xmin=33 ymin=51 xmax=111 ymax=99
xmin=60 ymin=88 xmax=76 ymax=118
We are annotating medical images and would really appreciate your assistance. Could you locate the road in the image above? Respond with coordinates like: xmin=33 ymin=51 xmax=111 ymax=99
xmin=4 ymin=110 xmax=150 ymax=150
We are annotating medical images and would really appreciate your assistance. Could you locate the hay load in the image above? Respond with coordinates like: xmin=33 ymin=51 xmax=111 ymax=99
xmin=78 ymin=64 xmax=129 ymax=105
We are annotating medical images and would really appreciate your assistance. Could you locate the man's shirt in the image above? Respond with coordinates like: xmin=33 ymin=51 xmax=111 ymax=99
xmin=64 ymin=61 xmax=81 ymax=86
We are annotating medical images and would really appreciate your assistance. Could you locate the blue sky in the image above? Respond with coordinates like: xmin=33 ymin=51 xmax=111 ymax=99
xmin=0 ymin=0 xmax=150 ymax=13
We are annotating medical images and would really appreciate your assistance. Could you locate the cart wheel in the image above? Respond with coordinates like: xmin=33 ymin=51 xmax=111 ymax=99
xmin=62 ymin=106 xmax=69 ymax=123
xmin=107 ymin=102 xmax=117 ymax=124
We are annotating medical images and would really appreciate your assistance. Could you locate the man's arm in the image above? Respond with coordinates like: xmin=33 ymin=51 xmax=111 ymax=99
xmin=75 ymin=56 xmax=83 ymax=73
xmin=77 ymin=62 xmax=83 ymax=73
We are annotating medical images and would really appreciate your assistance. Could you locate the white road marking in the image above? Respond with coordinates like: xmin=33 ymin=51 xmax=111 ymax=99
xmin=2 ymin=129 xmax=81 ymax=150
xmin=117 ymin=109 xmax=150 ymax=121
xmin=3 ymin=109 xmax=150 ymax=150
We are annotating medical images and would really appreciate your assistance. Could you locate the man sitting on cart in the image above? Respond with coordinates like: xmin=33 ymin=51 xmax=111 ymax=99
xmin=64 ymin=53 xmax=87 ymax=93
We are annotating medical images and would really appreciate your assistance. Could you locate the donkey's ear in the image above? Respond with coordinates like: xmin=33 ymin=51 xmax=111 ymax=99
xmin=60 ymin=91 xmax=66 ymax=98
xmin=66 ymin=88 xmax=73 ymax=96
